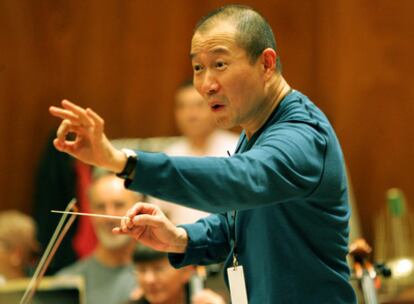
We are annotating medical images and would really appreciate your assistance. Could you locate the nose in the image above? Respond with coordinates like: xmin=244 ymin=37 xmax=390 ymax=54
xmin=199 ymin=71 xmax=219 ymax=96
xmin=142 ymin=270 xmax=156 ymax=284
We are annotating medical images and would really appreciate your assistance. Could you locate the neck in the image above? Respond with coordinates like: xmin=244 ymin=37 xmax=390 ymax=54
xmin=94 ymin=242 xmax=134 ymax=267
xmin=187 ymin=132 xmax=214 ymax=155
xmin=243 ymin=75 xmax=291 ymax=139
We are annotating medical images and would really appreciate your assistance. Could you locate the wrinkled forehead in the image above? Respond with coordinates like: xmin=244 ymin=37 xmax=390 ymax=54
xmin=191 ymin=22 xmax=239 ymax=59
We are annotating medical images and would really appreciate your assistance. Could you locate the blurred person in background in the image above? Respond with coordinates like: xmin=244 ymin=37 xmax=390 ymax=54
xmin=0 ymin=210 xmax=39 ymax=284
xmin=147 ymin=82 xmax=237 ymax=298
xmin=57 ymin=172 xmax=143 ymax=304
xmin=126 ymin=244 xmax=225 ymax=304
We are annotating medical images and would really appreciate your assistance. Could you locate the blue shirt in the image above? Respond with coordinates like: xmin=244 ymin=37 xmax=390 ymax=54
xmin=128 ymin=90 xmax=356 ymax=303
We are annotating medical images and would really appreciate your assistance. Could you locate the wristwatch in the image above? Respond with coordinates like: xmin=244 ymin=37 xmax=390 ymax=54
xmin=116 ymin=148 xmax=137 ymax=181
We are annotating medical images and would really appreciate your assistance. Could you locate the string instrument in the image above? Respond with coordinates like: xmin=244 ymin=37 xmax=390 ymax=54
xmin=19 ymin=199 xmax=78 ymax=304
xmin=350 ymin=238 xmax=391 ymax=304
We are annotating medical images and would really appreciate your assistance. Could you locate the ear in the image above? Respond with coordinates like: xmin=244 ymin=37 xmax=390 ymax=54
xmin=261 ymin=48 xmax=277 ymax=81
xmin=10 ymin=248 xmax=23 ymax=267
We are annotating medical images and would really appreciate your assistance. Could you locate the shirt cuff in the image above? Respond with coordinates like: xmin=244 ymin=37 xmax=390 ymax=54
xmin=168 ymin=223 xmax=209 ymax=268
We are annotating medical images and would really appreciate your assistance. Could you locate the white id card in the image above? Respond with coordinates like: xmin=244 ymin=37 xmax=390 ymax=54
xmin=227 ymin=265 xmax=248 ymax=304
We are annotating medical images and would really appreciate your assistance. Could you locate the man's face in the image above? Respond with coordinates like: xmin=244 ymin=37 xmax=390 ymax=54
xmin=135 ymin=258 xmax=192 ymax=304
xmin=89 ymin=175 xmax=140 ymax=250
xmin=174 ymin=86 xmax=215 ymax=139
xmin=0 ymin=239 xmax=31 ymax=279
xmin=191 ymin=22 xmax=266 ymax=130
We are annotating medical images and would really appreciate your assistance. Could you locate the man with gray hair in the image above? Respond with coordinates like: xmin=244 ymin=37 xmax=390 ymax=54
xmin=58 ymin=173 xmax=143 ymax=304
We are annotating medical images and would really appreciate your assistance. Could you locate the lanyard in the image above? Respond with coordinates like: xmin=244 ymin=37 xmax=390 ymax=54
xmin=227 ymin=89 xmax=294 ymax=269
xmin=232 ymin=210 xmax=239 ymax=268
xmin=227 ymin=148 xmax=242 ymax=269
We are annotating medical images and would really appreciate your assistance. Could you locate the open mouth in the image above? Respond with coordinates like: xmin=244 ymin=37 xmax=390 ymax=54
xmin=211 ymin=104 xmax=224 ymax=112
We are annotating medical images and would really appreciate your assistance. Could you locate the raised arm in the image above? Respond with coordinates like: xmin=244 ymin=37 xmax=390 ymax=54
xmin=127 ymin=124 xmax=328 ymax=213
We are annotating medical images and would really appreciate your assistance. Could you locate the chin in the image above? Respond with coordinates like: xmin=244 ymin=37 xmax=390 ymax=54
xmin=97 ymin=230 xmax=131 ymax=249
xmin=215 ymin=118 xmax=234 ymax=130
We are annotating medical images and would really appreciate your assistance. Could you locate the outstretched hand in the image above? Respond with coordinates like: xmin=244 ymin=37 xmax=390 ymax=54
xmin=113 ymin=203 xmax=188 ymax=253
xmin=49 ymin=99 xmax=126 ymax=173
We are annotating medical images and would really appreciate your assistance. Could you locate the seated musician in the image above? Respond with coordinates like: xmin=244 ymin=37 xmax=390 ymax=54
xmin=0 ymin=210 xmax=39 ymax=284
xmin=127 ymin=244 xmax=225 ymax=304
xmin=57 ymin=172 xmax=143 ymax=304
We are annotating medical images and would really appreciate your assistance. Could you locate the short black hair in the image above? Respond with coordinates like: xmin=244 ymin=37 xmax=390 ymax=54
xmin=132 ymin=245 xmax=167 ymax=263
xmin=195 ymin=4 xmax=282 ymax=72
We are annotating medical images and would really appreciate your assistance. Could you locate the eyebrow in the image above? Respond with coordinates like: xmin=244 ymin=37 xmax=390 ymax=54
xmin=190 ymin=46 xmax=231 ymax=60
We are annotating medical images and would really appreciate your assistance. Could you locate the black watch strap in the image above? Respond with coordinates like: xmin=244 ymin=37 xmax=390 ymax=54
xmin=116 ymin=148 xmax=137 ymax=180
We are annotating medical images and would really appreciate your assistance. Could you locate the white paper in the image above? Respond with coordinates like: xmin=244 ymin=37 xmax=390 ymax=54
xmin=227 ymin=265 xmax=249 ymax=304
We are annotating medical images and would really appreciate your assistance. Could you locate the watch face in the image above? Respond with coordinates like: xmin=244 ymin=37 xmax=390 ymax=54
xmin=122 ymin=148 xmax=137 ymax=158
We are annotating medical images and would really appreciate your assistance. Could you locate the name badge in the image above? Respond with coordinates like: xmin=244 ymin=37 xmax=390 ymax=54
xmin=227 ymin=265 xmax=248 ymax=304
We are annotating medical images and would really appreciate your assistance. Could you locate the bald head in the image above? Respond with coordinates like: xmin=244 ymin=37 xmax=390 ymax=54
xmin=88 ymin=174 xmax=142 ymax=250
